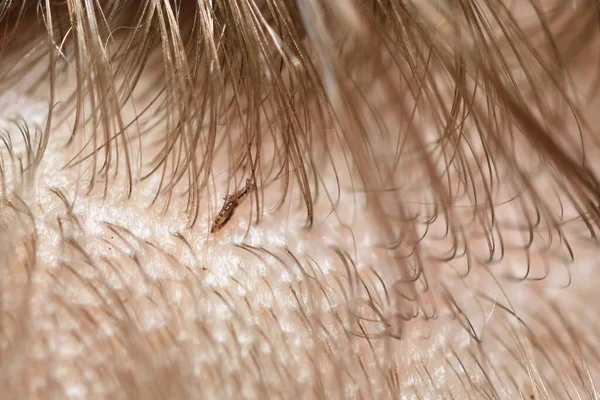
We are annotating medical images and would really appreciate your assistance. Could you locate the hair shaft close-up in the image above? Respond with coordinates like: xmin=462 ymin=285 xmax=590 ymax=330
xmin=0 ymin=0 xmax=599 ymax=399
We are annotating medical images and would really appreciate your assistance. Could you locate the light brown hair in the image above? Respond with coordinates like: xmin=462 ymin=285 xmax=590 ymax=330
xmin=0 ymin=0 xmax=599 ymax=398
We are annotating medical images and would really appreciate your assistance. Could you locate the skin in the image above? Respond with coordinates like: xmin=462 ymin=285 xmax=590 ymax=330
xmin=0 ymin=1 xmax=599 ymax=399
xmin=0 ymin=80 xmax=598 ymax=400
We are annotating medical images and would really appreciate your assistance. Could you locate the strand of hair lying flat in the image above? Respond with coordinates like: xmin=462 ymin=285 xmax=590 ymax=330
xmin=210 ymin=178 xmax=256 ymax=233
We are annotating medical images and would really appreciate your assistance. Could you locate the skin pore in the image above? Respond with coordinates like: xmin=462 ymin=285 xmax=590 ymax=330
xmin=1 ymin=0 xmax=600 ymax=398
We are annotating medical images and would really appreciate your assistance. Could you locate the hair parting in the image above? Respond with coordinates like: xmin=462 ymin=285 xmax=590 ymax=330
xmin=0 ymin=0 xmax=600 ymax=398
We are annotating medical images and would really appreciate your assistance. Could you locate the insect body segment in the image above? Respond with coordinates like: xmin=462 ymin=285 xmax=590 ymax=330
xmin=210 ymin=178 xmax=256 ymax=233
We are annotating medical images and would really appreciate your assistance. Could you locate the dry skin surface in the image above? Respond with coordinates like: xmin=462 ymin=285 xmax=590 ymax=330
xmin=0 ymin=0 xmax=600 ymax=399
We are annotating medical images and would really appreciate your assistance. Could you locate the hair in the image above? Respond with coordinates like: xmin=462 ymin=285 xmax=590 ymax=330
xmin=0 ymin=0 xmax=599 ymax=398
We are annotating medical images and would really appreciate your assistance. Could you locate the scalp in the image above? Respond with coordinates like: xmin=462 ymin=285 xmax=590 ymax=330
xmin=0 ymin=1 xmax=599 ymax=399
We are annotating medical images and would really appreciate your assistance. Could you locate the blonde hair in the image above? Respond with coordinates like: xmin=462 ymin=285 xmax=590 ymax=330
xmin=0 ymin=0 xmax=599 ymax=398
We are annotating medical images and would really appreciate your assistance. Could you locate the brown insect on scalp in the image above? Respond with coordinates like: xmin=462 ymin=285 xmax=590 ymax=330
xmin=210 ymin=178 xmax=256 ymax=233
